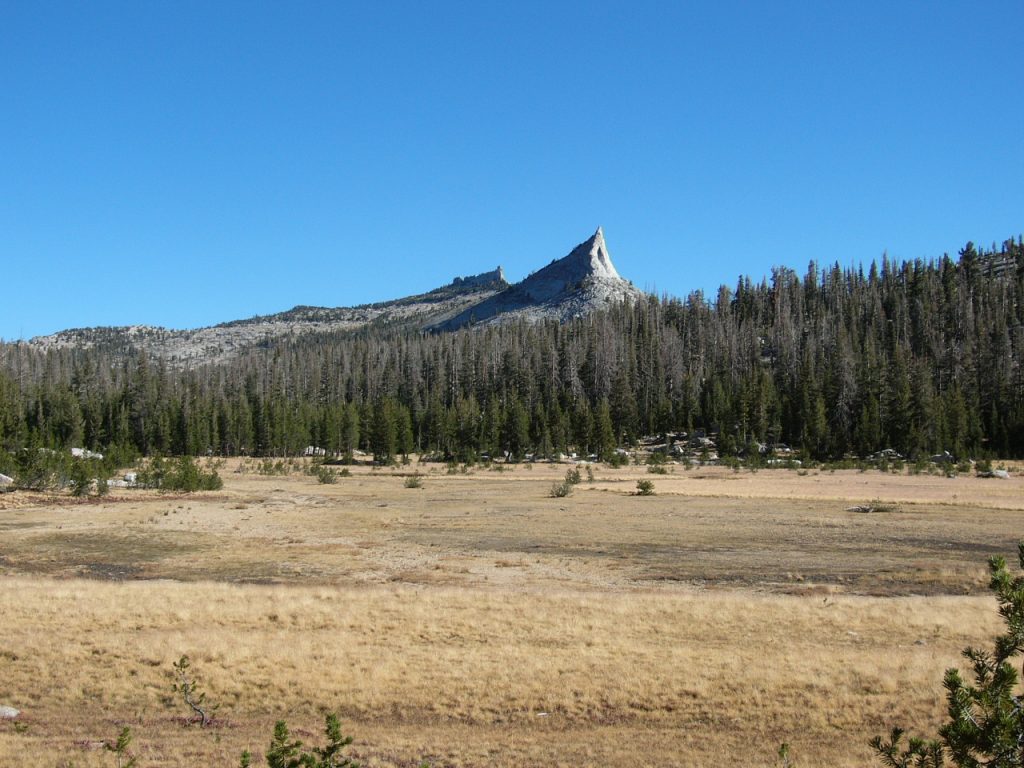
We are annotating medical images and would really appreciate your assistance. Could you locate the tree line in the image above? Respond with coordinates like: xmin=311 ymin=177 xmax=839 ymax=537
xmin=1 ymin=238 xmax=1021 ymax=464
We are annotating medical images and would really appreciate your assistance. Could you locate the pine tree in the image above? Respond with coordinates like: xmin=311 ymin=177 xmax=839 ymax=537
xmin=873 ymin=545 xmax=1024 ymax=767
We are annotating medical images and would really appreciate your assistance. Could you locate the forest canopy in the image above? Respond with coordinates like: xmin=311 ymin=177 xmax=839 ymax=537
xmin=1 ymin=239 xmax=1021 ymax=463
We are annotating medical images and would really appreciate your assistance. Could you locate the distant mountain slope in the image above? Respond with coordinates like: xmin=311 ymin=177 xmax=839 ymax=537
xmin=31 ymin=269 xmax=509 ymax=364
xmin=30 ymin=230 xmax=644 ymax=364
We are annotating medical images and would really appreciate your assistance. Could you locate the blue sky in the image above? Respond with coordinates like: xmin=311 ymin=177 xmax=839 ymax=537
xmin=2 ymin=1 xmax=1022 ymax=340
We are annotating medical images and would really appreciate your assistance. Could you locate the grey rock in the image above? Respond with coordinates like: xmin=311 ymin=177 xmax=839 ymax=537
xmin=0 ymin=706 xmax=20 ymax=719
xmin=451 ymin=267 xmax=507 ymax=288
xmin=978 ymin=469 xmax=1011 ymax=479
xmin=436 ymin=227 xmax=644 ymax=330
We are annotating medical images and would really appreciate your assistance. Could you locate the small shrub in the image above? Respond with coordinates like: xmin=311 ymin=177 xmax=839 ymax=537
xmin=12 ymin=446 xmax=71 ymax=491
xmin=550 ymin=481 xmax=573 ymax=498
xmin=264 ymin=713 xmax=360 ymax=768
xmin=257 ymin=458 xmax=290 ymax=476
xmin=313 ymin=465 xmax=337 ymax=484
xmin=636 ymin=479 xmax=655 ymax=496
xmin=586 ymin=465 xmax=595 ymax=483
xmin=648 ymin=464 xmax=667 ymax=475
xmin=606 ymin=452 xmax=629 ymax=468
xmin=106 ymin=726 xmax=138 ymax=768
xmin=565 ymin=467 xmax=582 ymax=485
xmin=137 ymin=456 xmax=223 ymax=492
xmin=404 ymin=474 xmax=423 ymax=489
xmin=69 ymin=458 xmax=109 ymax=497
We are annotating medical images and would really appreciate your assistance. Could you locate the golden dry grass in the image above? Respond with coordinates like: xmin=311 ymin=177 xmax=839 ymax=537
xmin=0 ymin=578 xmax=1002 ymax=767
xmin=0 ymin=459 xmax=1021 ymax=766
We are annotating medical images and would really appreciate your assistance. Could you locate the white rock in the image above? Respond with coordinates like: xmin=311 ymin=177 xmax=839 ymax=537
xmin=0 ymin=706 xmax=20 ymax=719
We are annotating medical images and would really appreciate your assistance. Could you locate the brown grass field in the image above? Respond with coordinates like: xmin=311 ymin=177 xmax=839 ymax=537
xmin=1 ymin=459 xmax=1022 ymax=766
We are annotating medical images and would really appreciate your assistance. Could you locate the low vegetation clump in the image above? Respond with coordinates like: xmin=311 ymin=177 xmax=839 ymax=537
xmin=136 ymin=456 xmax=223 ymax=491
xmin=404 ymin=474 xmax=424 ymax=489
xmin=4 ymin=446 xmax=112 ymax=493
xmin=69 ymin=457 xmax=110 ymax=497
xmin=636 ymin=479 xmax=655 ymax=495
xmin=548 ymin=468 xmax=581 ymax=499
xmin=605 ymin=451 xmax=630 ymax=468
xmin=257 ymin=458 xmax=293 ymax=476
xmin=259 ymin=714 xmax=361 ymax=768
xmin=550 ymin=479 xmax=573 ymax=497
xmin=311 ymin=463 xmax=338 ymax=484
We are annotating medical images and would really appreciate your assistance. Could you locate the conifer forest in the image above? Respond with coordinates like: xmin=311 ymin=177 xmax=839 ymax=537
xmin=1 ymin=239 xmax=1022 ymax=465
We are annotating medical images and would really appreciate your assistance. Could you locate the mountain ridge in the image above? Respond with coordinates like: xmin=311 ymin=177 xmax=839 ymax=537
xmin=30 ymin=229 xmax=643 ymax=364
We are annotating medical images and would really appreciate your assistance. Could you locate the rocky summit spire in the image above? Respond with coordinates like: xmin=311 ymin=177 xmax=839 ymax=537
xmin=564 ymin=226 xmax=620 ymax=280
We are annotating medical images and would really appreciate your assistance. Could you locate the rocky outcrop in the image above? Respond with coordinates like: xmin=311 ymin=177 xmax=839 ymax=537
xmin=451 ymin=267 xmax=507 ymax=288
xmin=433 ymin=228 xmax=643 ymax=330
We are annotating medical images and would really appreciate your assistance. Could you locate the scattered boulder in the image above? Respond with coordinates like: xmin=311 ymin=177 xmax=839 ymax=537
xmin=847 ymin=501 xmax=899 ymax=514
xmin=0 ymin=706 xmax=20 ymax=719
xmin=978 ymin=469 xmax=1011 ymax=479
xmin=0 ymin=473 xmax=13 ymax=487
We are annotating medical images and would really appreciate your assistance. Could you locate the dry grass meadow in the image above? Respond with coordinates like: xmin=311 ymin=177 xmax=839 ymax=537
xmin=1 ymin=458 xmax=1023 ymax=766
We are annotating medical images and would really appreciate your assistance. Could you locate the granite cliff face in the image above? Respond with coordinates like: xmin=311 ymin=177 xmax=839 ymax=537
xmin=31 ymin=229 xmax=643 ymax=364
xmin=433 ymin=227 xmax=643 ymax=330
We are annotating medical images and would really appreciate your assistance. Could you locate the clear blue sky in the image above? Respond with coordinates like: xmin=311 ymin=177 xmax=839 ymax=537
xmin=2 ymin=1 xmax=1022 ymax=340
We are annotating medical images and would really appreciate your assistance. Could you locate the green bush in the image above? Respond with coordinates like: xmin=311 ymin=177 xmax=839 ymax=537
xmin=404 ymin=474 xmax=423 ymax=488
xmin=11 ymin=446 xmax=71 ymax=491
xmin=257 ymin=458 xmax=291 ymax=476
xmin=636 ymin=479 xmax=655 ymax=496
xmin=606 ymin=452 xmax=629 ymax=468
xmin=647 ymin=452 xmax=667 ymax=466
xmin=106 ymin=725 xmax=138 ymax=768
xmin=313 ymin=464 xmax=337 ymax=484
xmin=565 ymin=467 xmax=582 ymax=485
xmin=136 ymin=456 xmax=223 ymax=492
xmin=263 ymin=713 xmax=360 ymax=768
